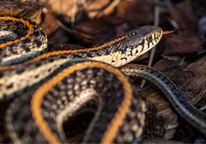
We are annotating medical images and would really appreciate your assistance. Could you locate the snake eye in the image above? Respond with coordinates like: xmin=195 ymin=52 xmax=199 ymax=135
xmin=146 ymin=35 xmax=152 ymax=41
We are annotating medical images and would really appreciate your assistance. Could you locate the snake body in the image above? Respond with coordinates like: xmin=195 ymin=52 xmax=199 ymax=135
xmin=0 ymin=16 xmax=205 ymax=143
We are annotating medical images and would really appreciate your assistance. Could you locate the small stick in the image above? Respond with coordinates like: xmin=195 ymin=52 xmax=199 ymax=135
xmin=140 ymin=5 xmax=160 ymax=88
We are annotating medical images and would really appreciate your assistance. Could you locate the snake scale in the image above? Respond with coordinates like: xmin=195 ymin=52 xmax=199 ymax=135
xmin=0 ymin=16 xmax=205 ymax=143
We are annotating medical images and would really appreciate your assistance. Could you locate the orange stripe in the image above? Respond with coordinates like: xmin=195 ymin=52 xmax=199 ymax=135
xmin=31 ymin=62 xmax=132 ymax=143
xmin=0 ymin=36 xmax=125 ymax=70
xmin=0 ymin=17 xmax=34 ymax=49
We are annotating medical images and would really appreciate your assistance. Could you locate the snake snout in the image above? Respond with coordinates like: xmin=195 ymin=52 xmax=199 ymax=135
xmin=140 ymin=26 xmax=162 ymax=38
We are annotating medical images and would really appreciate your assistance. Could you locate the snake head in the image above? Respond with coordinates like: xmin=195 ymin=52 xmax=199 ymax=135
xmin=89 ymin=26 xmax=163 ymax=67
xmin=123 ymin=26 xmax=163 ymax=54
xmin=108 ymin=26 xmax=163 ymax=67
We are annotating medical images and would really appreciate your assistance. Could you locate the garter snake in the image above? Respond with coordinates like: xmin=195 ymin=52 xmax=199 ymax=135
xmin=0 ymin=16 xmax=205 ymax=143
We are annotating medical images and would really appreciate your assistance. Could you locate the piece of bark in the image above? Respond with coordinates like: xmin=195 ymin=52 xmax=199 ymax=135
xmin=81 ymin=0 xmax=114 ymax=19
xmin=162 ymin=34 xmax=202 ymax=56
xmin=182 ymin=55 xmax=206 ymax=103
xmin=42 ymin=0 xmax=113 ymax=25
xmin=0 ymin=1 xmax=44 ymax=20
xmin=141 ymin=89 xmax=178 ymax=139
xmin=40 ymin=13 xmax=59 ymax=35
xmin=152 ymin=59 xmax=195 ymax=88
xmin=116 ymin=0 xmax=154 ymax=24
xmin=42 ymin=0 xmax=110 ymax=18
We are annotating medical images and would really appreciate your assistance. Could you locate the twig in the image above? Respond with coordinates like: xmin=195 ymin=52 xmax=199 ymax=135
xmin=141 ymin=3 xmax=160 ymax=88
xmin=71 ymin=0 xmax=77 ymax=27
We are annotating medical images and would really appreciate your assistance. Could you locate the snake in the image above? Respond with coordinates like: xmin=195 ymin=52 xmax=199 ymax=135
xmin=0 ymin=16 xmax=205 ymax=143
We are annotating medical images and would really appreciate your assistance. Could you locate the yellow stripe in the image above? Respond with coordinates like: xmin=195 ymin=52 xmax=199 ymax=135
xmin=31 ymin=62 xmax=132 ymax=143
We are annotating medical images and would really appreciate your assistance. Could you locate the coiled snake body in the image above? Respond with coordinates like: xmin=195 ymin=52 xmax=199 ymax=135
xmin=0 ymin=16 xmax=205 ymax=143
